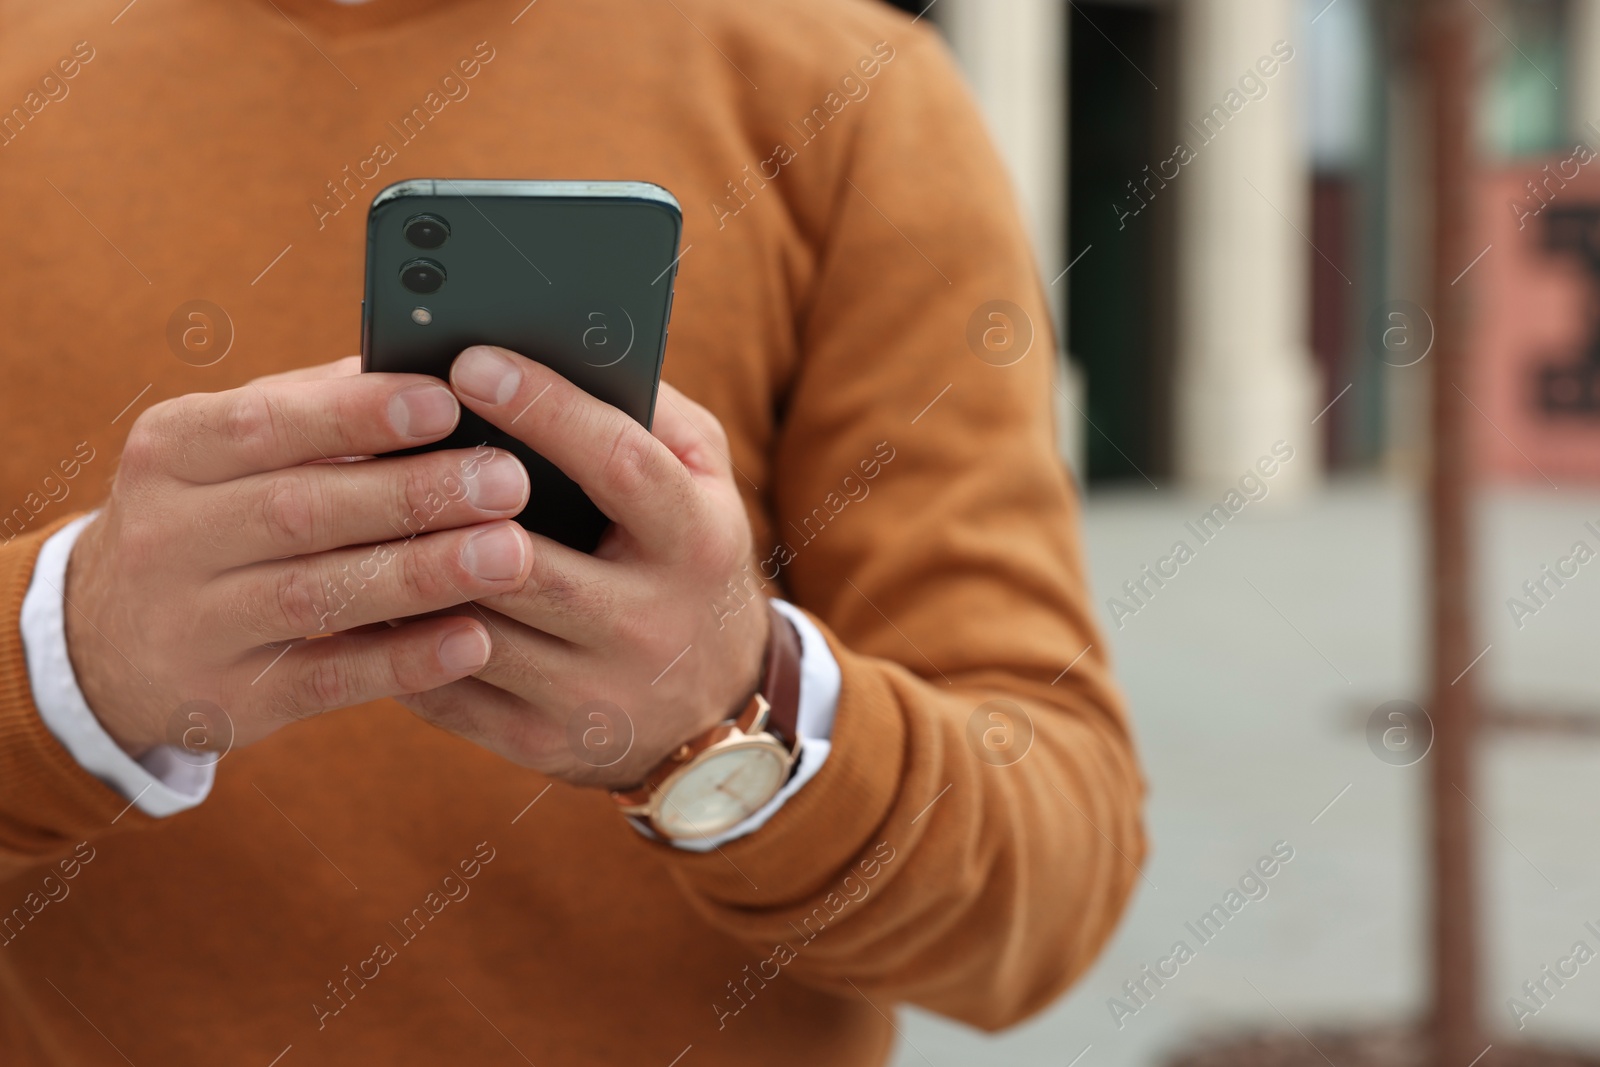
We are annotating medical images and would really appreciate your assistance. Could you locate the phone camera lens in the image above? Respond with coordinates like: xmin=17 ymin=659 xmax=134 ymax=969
xmin=400 ymin=258 xmax=446 ymax=294
xmin=403 ymin=214 xmax=450 ymax=249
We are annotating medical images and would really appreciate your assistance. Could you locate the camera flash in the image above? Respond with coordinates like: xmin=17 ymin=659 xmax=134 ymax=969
xmin=411 ymin=307 xmax=433 ymax=325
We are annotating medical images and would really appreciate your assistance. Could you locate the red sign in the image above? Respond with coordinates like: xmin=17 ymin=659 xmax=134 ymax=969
xmin=1472 ymin=148 xmax=1600 ymax=483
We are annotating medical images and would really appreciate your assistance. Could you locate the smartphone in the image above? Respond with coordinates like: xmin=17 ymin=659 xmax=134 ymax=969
xmin=362 ymin=178 xmax=681 ymax=552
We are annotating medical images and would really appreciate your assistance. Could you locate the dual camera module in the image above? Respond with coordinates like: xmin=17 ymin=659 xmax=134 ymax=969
xmin=399 ymin=214 xmax=450 ymax=295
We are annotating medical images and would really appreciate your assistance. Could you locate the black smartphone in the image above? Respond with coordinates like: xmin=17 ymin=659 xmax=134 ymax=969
xmin=361 ymin=178 xmax=681 ymax=552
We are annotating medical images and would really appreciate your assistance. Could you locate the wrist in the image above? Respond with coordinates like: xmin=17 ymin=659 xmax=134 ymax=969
xmin=62 ymin=517 xmax=159 ymax=759
xmin=618 ymin=596 xmax=771 ymax=790
xmin=612 ymin=601 xmax=801 ymax=842
xmin=720 ymin=593 xmax=770 ymax=728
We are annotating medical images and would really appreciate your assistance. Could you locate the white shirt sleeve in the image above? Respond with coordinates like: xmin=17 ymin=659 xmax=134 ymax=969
xmin=661 ymin=597 xmax=840 ymax=852
xmin=19 ymin=513 xmax=216 ymax=817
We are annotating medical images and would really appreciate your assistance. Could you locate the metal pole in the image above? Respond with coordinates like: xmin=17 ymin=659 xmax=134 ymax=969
xmin=1421 ymin=0 xmax=1481 ymax=1060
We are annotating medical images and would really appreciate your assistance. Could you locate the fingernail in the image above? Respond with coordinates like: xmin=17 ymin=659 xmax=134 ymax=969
xmin=438 ymin=626 xmax=491 ymax=672
xmin=461 ymin=523 xmax=527 ymax=582
xmin=466 ymin=452 xmax=529 ymax=512
xmin=453 ymin=346 xmax=521 ymax=405
xmin=389 ymin=383 xmax=459 ymax=439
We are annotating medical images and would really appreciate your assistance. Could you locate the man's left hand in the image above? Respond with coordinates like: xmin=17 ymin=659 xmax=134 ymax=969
xmin=395 ymin=345 xmax=770 ymax=791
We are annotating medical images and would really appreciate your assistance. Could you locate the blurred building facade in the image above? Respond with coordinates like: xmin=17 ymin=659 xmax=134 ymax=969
xmin=887 ymin=0 xmax=1600 ymax=492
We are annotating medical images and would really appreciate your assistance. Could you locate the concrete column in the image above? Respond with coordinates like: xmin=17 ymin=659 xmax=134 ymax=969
xmin=941 ymin=0 xmax=1065 ymax=279
xmin=940 ymin=0 xmax=1081 ymax=477
xmin=1172 ymin=0 xmax=1321 ymax=492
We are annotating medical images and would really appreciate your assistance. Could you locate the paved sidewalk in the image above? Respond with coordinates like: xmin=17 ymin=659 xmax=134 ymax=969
xmin=893 ymin=480 xmax=1600 ymax=1067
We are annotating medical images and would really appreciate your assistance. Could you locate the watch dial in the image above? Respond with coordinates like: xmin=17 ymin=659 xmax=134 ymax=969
xmin=656 ymin=747 xmax=788 ymax=840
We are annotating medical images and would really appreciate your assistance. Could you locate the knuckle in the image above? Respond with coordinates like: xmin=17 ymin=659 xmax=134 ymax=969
xmin=295 ymin=658 xmax=351 ymax=714
xmin=274 ymin=566 xmax=327 ymax=635
xmin=395 ymin=459 xmax=447 ymax=537
xmin=397 ymin=540 xmax=453 ymax=603
xmin=598 ymin=423 xmax=653 ymax=501
xmin=260 ymin=472 xmax=319 ymax=551
xmin=119 ymin=404 xmax=175 ymax=477
xmin=388 ymin=639 xmax=442 ymax=694
xmin=221 ymin=391 xmax=278 ymax=456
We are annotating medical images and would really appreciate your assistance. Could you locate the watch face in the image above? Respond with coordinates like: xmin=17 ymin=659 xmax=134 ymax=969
xmin=656 ymin=745 xmax=789 ymax=840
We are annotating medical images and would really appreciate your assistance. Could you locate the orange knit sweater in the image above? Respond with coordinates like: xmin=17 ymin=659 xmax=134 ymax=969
xmin=0 ymin=0 xmax=1144 ymax=1063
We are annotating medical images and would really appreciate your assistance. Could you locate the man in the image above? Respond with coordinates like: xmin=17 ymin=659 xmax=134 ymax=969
xmin=0 ymin=0 xmax=1144 ymax=1063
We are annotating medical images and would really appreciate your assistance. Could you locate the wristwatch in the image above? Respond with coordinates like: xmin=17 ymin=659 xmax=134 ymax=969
xmin=611 ymin=602 xmax=803 ymax=842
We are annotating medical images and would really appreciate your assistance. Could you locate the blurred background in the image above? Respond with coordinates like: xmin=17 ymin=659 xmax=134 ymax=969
xmin=869 ymin=0 xmax=1600 ymax=1064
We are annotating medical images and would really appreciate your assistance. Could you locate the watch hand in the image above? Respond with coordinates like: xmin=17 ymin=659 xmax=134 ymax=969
xmin=721 ymin=764 xmax=753 ymax=794
xmin=709 ymin=779 xmax=749 ymax=811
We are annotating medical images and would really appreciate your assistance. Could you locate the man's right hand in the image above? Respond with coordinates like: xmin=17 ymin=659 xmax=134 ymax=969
xmin=62 ymin=356 xmax=535 ymax=760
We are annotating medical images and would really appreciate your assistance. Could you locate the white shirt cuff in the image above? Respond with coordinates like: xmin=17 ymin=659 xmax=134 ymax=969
xmin=20 ymin=513 xmax=216 ymax=817
xmin=660 ymin=598 xmax=840 ymax=852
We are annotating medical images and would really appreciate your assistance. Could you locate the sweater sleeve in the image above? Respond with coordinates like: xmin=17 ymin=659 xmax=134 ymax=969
xmin=647 ymin=24 xmax=1146 ymax=1029
xmin=0 ymin=513 xmax=153 ymax=880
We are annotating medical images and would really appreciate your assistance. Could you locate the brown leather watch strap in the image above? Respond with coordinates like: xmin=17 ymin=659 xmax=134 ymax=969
xmin=760 ymin=601 xmax=802 ymax=751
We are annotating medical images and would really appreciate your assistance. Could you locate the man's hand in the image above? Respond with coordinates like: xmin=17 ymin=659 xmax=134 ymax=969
xmin=65 ymin=357 xmax=537 ymax=759
xmin=395 ymin=346 xmax=770 ymax=791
